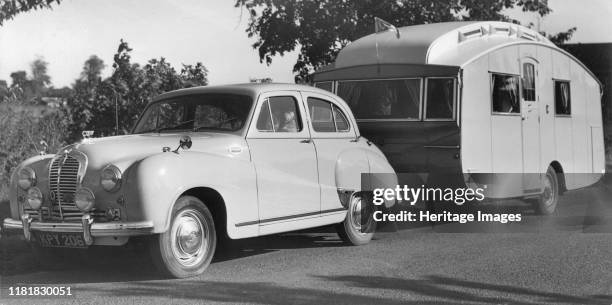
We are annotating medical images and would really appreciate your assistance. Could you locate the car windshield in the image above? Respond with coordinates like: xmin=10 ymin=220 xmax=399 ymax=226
xmin=133 ymin=93 xmax=253 ymax=134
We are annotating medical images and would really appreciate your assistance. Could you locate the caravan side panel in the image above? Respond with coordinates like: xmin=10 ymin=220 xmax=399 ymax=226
xmin=460 ymin=56 xmax=492 ymax=173
xmin=552 ymin=50 xmax=574 ymax=178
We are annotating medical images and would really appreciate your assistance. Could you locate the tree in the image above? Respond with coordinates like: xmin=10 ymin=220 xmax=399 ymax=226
xmin=0 ymin=0 xmax=61 ymax=25
xmin=65 ymin=40 xmax=209 ymax=141
xmin=235 ymin=0 xmax=570 ymax=82
xmin=80 ymin=55 xmax=105 ymax=84
xmin=30 ymin=57 xmax=51 ymax=97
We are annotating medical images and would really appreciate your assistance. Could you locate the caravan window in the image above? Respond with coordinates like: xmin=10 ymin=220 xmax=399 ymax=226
xmin=491 ymin=74 xmax=520 ymax=114
xmin=522 ymin=63 xmax=536 ymax=101
xmin=314 ymin=81 xmax=333 ymax=93
xmin=554 ymin=81 xmax=571 ymax=115
xmin=425 ymin=78 xmax=455 ymax=120
xmin=337 ymin=79 xmax=421 ymax=120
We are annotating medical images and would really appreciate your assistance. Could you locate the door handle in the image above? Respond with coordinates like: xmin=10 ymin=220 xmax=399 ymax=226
xmin=300 ymin=139 xmax=312 ymax=143
xmin=546 ymin=105 xmax=550 ymax=114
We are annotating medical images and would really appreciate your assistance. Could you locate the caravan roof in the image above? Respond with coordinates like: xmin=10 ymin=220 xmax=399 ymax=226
xmin=334 ymin=21 xmax=555 ymax=68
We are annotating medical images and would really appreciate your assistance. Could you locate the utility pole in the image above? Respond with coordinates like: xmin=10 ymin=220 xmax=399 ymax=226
xmin=115 ymin=93 xmax=119 ymax=136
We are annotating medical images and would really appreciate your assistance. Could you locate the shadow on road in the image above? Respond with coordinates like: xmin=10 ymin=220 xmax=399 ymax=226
xmin=1 ymin=229 xmax=346 ymax=284
xmin=316 ymin=275 xmax=611 ymax=305
xmin=66 ymin=274 xmax=612 ymax=305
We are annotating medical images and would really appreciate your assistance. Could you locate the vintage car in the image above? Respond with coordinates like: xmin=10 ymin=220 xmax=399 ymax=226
xmin=1 ymin=83 xmax=396 ymax=278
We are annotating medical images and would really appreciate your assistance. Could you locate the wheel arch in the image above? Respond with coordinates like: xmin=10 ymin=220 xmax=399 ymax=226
xmin=179 ymin=187 xmax=228 ymax=239
xmin=549 ymin=161 xmax=567 ymax=193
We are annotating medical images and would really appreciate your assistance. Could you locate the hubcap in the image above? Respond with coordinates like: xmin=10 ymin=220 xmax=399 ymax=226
xmin=171 ymin=209 xmax=208 ymax=267
xmin=349 ymin=195 xmax=373 ymax=234
xmin=542 ymin=172 xmax=556 ymax=208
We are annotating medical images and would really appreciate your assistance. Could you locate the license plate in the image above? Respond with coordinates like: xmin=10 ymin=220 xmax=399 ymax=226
xmin=35 ymin=232 xmax=88 ymax=248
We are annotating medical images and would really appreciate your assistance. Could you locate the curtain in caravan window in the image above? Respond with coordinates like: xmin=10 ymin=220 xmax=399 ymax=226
xmin=491 ymin=74 xmax=520 ymax=114
xmin=555 ymin=81 xmax=571 ymax=115
xmin=522 ymin=63 xmax=536 ymax=101
xmin=337 ymin=79 xmax=421 ymax=120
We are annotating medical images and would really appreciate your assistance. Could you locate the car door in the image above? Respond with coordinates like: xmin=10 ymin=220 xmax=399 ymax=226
xmin=246 ymin=91 xmax=320 ymax=222
xmin=301 ymin=91 xmax=362 ymax=213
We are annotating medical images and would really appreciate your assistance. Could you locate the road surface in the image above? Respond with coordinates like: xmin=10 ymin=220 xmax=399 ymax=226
xmin=1 ymin=181 xmax=612 ymax=304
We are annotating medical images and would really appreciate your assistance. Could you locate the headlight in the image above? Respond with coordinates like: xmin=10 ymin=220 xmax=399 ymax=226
xmin=18 ymin=167 xmax=37 ymax=190
xmin=100 ymin=164 xmax=122 ymax=192
xmin=75 ymin=187 xmax=95 ymax=212
xmin=26 ymin=187 xmax=43 ymax=209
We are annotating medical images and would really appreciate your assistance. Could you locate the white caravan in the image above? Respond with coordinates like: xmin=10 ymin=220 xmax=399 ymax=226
xmin=313 ymin=21 xmax=605 ymax=214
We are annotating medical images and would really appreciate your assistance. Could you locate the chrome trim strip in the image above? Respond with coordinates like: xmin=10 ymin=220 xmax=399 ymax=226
xmin=423 ymin=145 xmax=460 ymax=149
xmin=235 ymin=207 xmax=347 ymax=227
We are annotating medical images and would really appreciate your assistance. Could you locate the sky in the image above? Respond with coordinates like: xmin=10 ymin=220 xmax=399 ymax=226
xmin=0 ymin=0 xmax=610 ymax=88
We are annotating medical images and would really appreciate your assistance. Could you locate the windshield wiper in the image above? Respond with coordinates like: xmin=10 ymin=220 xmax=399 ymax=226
xmin=156 ymin=119 xmax=195 ymax=133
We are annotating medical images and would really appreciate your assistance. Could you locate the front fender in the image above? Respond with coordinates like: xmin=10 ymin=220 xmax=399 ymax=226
xmin=123 ymin=151 xmax=257 ymax=236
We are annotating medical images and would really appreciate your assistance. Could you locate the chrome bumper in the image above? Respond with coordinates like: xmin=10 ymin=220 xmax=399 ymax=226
xmin=1 ymin=214 xmax=154 ymax=245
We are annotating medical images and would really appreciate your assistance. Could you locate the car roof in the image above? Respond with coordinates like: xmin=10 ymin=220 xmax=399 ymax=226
xmin=151 ymin=83 xmax=335 ymax=103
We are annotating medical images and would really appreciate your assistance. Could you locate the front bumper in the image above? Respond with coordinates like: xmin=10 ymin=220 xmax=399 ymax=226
xmin=1 ymin=214 xmax=154 ymax=245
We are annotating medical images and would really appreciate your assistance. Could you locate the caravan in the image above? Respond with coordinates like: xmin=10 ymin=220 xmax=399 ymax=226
xmin=313 ymin=21 xmax=605 ymax=214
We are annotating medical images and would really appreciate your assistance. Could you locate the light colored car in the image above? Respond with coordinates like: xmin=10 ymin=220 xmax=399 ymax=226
xmin=1 ymin=83 xmax=396 ymax=278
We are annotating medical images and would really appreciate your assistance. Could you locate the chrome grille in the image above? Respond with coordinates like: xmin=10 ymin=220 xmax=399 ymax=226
xmin=49 ymin=154 xmax=82 ymax=221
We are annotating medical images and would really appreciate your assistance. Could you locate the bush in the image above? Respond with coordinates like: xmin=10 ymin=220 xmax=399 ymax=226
xmin=0 ymin=103 xmax=67 ymax=200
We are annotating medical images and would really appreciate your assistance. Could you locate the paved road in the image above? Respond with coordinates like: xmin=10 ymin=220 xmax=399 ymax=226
xmin=1 ymin=182 xmax=612 ymax=305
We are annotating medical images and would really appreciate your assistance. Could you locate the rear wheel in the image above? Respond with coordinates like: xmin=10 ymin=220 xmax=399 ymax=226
xmin=150 ymin=196 xmax=216 ymax=278
xmin=336 ymin=193 xmax=376 ymax=245
xmin=533 ymin=166 xmax=559 ymax=215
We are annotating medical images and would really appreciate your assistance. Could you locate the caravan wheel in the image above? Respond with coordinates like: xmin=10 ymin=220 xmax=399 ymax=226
xmin=533 ymin=166 xmax=559 ymax=215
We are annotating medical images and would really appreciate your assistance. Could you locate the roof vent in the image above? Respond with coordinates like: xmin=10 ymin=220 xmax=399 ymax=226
xmin=458 ymin=27 xmax=483 ymax=42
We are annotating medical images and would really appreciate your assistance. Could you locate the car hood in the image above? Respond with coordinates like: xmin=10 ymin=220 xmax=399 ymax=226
xmin=61 ymin=132 xmax=247 ymax=170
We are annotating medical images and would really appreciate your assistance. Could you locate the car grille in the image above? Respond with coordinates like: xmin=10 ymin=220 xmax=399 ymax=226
xmin=49 ymin=154 xmax=83 ymax=221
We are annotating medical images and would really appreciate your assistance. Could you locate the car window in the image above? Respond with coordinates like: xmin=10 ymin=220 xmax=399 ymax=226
xmin=256 ymin=96 xmax=303 ymax=133
xmin=256 ymin=100 xmax=274 ymax=131
xmin=307 ymin=97 xmax=350 ymax=132
xmin=333 ymin=105 xmax=350 ymax=131
xmin=308 ymin=98 xmax=335 ymax=132
xmin=133 ymin=94 xmax=252 ymax=133
xmin=491 ymin=74 xmax=520 ymax=114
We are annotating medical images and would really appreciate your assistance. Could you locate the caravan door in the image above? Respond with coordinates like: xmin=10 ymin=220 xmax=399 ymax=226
xmin=520 ymin=58 xmax=541 ymax=193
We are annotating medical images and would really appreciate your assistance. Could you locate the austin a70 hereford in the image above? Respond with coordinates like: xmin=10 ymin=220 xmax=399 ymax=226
xmin=2 ymin=83 xmax=396 ymax=278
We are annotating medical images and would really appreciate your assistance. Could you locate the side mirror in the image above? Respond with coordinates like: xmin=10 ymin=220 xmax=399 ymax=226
xmin=173 ymin=135 xmax=192 ymax=153
xmin=179 ymin=135 xmax=192 ymax=150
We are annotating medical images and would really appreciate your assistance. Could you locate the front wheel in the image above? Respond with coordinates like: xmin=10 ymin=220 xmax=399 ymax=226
xmin=150 ymin=196 xmax=216 ymax=278
xmin=533 ymin=166 xmax=560 ymax=215
xmin=336 ymin=193 xmax=377 ymax=245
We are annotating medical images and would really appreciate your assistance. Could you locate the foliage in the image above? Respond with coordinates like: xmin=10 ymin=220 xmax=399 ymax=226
xmin=234 ymin=0 xmax=567 ymax=82
xmin=64 ymin=40 xmax=209 ymax=141
xmin=547 ymin=27 xmax=576 ymax=45
xmin=0 ymin=0 xmax=61 ymax=26
xmin=0 ymin=104 xmax=67 ymax=195
xmin=6 ymin=57 xmax=52 ymax=102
